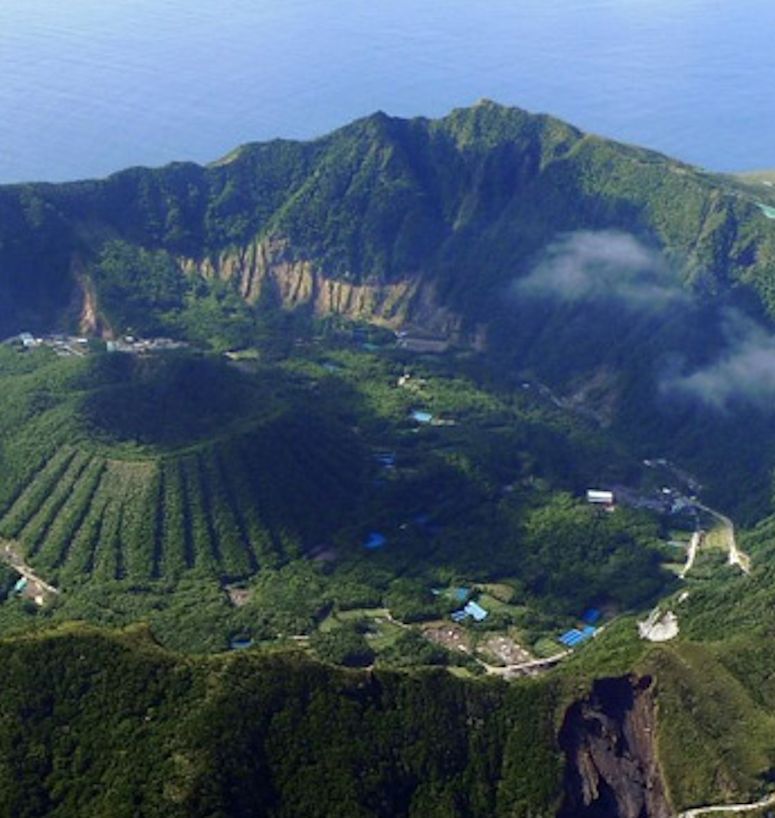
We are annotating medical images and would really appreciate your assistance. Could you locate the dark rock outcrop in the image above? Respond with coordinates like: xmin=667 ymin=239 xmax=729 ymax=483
xmin=557 ymin=675 xmax=671 ymax=818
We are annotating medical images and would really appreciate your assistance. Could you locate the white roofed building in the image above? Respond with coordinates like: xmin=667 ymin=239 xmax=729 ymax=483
xmin=586 ymin=489 xmax=615 ymax=506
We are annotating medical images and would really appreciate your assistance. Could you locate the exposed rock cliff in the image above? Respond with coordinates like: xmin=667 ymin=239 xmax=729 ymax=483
xmin=180 ymin=235 xmax=468 ymax=335
xmin=558 ymin=675 xmax=671 ymax=818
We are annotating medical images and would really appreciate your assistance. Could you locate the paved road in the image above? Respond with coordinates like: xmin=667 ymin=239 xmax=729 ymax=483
xmin=480 ymin=651 xmax=569 ymax=677
xmin=694 ymin=502 xmax=750 ymax=574
xmin=676 ymin=791 xmax=775 ymax=817
xmin=680 ymin=531 xmax=703 ymax=579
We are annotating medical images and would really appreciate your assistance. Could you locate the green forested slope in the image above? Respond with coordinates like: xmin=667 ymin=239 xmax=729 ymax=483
xmin=4 ymin=622 xmax=775 ymax=818
xmin=0 ymin=346 xmax=366 ymax=589
xmin=0 ymin=625 xmax=560 ymax=818
xmin=3 ymin=102 xmax=775 ymax=523
xmin=2 ymin=101 xmax=775 ymax=337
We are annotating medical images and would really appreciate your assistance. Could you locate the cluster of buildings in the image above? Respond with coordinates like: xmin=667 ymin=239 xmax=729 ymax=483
xmin=10 ymin=332 xmax=88 ymax=357
xmin=451 ymin=599 xmax=489 ymax=623
xmin=5 ymin=332 xmax=188 ymax=358
xmin=558 ymin=608 xmax=601 ymax=648
xmin=106 ymin=336 xmax=187 ymax=354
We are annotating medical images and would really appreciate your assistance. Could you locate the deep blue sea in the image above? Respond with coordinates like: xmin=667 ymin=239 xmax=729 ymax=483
xmin=2 ymin=0 xmax=775 ymax=183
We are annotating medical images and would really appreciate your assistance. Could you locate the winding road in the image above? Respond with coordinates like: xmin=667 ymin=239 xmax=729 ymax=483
xmin=694 ymin=502 xmax=751 ymax=574
xmin=676 ymin=791 xmax=775 ymax=817
xmin=479 ymin=651 xmax=569 ymax=678
xmin=680 ymin=531 xmax=703 ymax=579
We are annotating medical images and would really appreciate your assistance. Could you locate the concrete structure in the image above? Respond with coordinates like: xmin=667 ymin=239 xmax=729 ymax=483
xmin=586 ymin=489 xmax=615 ymax=506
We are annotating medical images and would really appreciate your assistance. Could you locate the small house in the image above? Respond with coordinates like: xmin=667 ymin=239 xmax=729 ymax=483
xmin=363 ymin=532 xmax=387 ymax=550
xmin=463 ymin=600 xmax=488 ymax=622
xmin=586 ymin=489 xmax=615 ymax=507
xmin=582 ymin=608 xmax=601 ymax=625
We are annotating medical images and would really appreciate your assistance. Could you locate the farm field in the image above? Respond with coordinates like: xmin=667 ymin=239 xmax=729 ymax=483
xmin=0 ymin=328 xmax=689 ymax=662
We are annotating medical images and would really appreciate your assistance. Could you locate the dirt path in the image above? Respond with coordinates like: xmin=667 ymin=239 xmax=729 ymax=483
xmin=479 ymin=652 xmax=569 ymax=677
xmin=680 ymin=531 xmax=703 ymax=579
xmin=676 ymin=791 xmax=775 ymax=817
xmin=0 ymin=540 xmax=59 ymax=599
xmin=694 ymin=503 xmax=751 ymax=574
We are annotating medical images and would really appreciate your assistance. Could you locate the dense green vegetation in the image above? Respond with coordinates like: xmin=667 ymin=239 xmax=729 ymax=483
xmin=3 ymin=615 xmax=775 ymax=817
xmin=6 ymin=99 xmax=774 ymax=324
xmin=0 ymin=625 xmax=562 ymax=818
xmin=5 ymin=102 xmax=775 ymax=816
xmin=2 ymin=101 xmax=775 ymax=521
xmin=0 ymin=334 xmax=675 ymax=656
xmin=0 ymin=347 xmax=365 ymax=591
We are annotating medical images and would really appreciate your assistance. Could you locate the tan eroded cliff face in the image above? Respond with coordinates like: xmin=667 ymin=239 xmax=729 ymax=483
xmin=179 ymin=236 xmax=470 ymax=336
xmin=557 ymin=675 xmax=671 ymax=818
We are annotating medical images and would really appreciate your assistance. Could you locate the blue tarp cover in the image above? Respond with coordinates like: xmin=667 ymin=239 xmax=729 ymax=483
xmin=582 ymin=608 xmax=601 ymax=625
xmin=363 ymin=532 xmax=387 ymax=550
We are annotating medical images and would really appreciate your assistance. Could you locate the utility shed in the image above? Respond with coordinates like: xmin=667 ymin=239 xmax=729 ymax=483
xmin=586 ymin=489 xmax=615 ymax=506
xmin=463 ymin=601 xmax=488 ymax=622
xmin=363 ymin=532 xmax=387 ymax=550
xmin=411 ymin=410 xmax=433 ymax=424
xmin=582 ymin=608 xmax=601 ymax=625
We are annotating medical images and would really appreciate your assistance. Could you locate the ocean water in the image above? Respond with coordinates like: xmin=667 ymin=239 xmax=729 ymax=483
xmin=1 ymin=0 xmax=775 ymax=183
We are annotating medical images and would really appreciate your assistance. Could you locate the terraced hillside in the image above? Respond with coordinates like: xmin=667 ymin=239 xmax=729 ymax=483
xmin=0 ymin=334 xmax=679 ymax=657
xmin=0 ymin=346 xmax=366 ymax=588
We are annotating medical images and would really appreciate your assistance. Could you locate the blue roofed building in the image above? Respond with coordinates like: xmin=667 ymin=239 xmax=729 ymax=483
xmin=229 ymin=636 xmax=254 ymax=650
xmin=450 ymin=598 xmax=489 ymax=623
xmin=559 ymin=629 xmax=583 ymax=647
xmin=411 ymin=410 xmax=433 ymax=424
xmin=363 ymin=532 xmax=387 ymax=550
xmin=463 ymin=600 xmax=488 ymax=622
xmin=559 ymin=625 xmax=597 ymax=648
xmin=582 ymin=608 xmax=601 ymax=625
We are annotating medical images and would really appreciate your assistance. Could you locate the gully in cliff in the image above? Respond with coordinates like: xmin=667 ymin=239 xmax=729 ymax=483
xmin=558 ymin=675 xmax=671 ymax=818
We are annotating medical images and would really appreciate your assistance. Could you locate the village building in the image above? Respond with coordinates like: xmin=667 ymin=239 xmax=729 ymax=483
xmin=586 ymin=489 xmax=615 ymax=507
